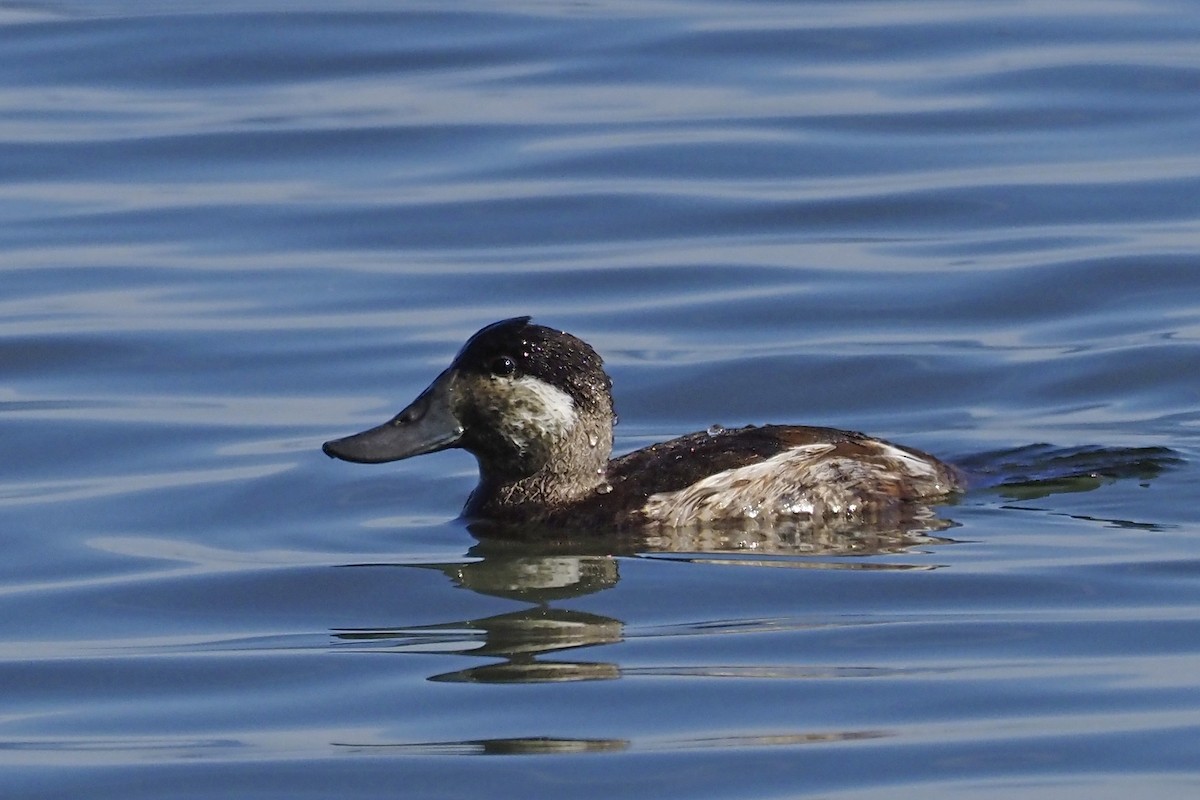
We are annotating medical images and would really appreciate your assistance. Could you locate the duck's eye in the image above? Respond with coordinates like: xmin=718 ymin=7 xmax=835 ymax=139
xmin=489 ymin=356 xmax=517 ymax=377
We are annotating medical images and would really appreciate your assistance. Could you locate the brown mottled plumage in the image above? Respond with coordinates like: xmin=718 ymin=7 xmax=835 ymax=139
xmin=324 ymin=318 xmax=962 ymax=531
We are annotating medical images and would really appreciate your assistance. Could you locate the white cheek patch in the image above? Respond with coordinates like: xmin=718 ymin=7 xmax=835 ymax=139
xmin=495 ymin=376 xmax=578 ymax=450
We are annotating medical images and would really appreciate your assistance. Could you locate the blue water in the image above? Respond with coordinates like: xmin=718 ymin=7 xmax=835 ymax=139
xmin=3 ymin=1 xmax=1199 ymax=797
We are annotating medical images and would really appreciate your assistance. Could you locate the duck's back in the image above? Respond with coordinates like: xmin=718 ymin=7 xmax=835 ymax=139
xmin=607 ymin=425 xmax=960 ymax=528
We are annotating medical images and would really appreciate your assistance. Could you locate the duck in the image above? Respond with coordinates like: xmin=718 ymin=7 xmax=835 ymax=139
xmin=323 ymin=317 xmax=962 ymax=530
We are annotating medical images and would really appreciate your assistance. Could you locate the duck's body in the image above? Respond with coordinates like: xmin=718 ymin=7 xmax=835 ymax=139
xmin=323 ymin=317 xmax=961 ymax=530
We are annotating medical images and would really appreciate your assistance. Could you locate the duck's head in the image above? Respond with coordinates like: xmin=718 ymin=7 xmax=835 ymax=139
xmin=323 ymin=317 xmax=615 ymax=489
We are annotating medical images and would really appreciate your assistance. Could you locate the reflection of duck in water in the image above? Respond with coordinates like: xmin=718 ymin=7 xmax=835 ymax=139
xmin=324 ymin=317 xmax=961 ymax=531
xmin=334 ymin=552 xmax=625 ymax=684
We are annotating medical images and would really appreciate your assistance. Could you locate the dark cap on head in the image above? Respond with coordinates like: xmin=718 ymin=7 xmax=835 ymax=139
xmin=453 ymin=317 xmax=612 ymax=411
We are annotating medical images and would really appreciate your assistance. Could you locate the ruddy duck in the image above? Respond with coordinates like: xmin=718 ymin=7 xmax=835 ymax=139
xmin=323 ymin=317 xmax=962 ymax=529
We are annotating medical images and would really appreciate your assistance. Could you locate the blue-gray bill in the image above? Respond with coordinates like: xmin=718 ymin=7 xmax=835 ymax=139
xmin=322 ymin=369 xmax=463 ymax=464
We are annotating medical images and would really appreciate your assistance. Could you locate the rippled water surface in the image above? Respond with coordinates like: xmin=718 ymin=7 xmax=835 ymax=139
xmin=3 ymin=1 xmax=1200 ymax=797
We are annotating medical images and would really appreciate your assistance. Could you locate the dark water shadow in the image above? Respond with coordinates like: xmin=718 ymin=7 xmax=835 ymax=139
xmin=331 ymin=728 xmax=888 ymax=757
xmin=956 ymin=443 xmax=1182 ymax=500
xmin=956 ymin=442 xmax=1184 ymax=532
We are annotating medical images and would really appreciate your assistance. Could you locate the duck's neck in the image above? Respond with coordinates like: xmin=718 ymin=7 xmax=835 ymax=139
xmin=464 ymin=420 xmax=613 ymax=519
